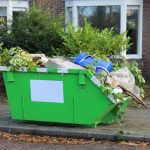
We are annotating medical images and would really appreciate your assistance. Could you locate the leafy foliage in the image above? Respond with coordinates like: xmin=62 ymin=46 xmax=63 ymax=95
xmin=60 ymin=21 xmax=131 ymax=57
xmin=0 ymin=43 xmax=11 ymax=66
xmin=60 ymin=23 xmax=100 ymax=56
xmin=128 ymin=61 xmax=145 ymax=98
xmin=112 ymin=60 xmax=145 ymax=98
xmin=0 ymin=4 xmax=64 ymax=56
xmin=0 ymin=44 xmax=38 ymax=71
xmin=8 ymin=47 xmax=38 ymax=71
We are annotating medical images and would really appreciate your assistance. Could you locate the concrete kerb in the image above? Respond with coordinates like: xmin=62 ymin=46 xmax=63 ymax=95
xmin=0 ymin=123 xmax=150 ymax=142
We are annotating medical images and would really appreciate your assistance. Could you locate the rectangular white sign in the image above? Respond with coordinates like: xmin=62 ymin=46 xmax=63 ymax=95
xmin=30 ymin=80 xmax=64 ymax=103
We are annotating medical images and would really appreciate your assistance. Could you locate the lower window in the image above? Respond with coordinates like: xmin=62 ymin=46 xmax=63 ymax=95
xmin=78 ymin=6 xmax=121 ymax=33
xmin=0 ymin=7 xmax=7 ymax=30
xmin=127 ymin=6 xmax=140 ymax=55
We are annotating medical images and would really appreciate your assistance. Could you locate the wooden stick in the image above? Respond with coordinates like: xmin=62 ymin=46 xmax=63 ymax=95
xmin=118 ymin=85 xmax=148 ymax=108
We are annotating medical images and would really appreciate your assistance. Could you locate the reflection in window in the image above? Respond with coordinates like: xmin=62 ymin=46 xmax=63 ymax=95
xmin=78 ymin=6 xmax=121 ymax=33
xmin=127 ymin=6 xmax=139 ymax=54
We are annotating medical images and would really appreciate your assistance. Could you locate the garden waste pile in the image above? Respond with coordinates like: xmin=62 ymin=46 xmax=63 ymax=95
xmin=73 ymin=52 xmax=147 ymax=108
xmin=0 ymin=45 xmax=147 ymax=108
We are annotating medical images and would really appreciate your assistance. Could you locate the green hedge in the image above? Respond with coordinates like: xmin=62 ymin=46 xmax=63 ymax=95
xmin=0 ymin=5 xmax=65 ymax=56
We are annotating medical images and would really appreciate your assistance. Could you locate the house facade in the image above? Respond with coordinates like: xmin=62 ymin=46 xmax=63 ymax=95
xmin=0 ymin=0 xmax=150 ymax=83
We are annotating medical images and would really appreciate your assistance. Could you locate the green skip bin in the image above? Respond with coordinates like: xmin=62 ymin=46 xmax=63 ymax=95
xmin=1 ymin=67 xmax=130 ymax=128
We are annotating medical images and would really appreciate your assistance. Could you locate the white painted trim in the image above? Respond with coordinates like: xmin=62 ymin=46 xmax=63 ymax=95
xmin=37 ymin=68 xmax=47 ymax=73
xmin=138 ymin=1 xmax=143 ymax=59
xmin=72 ymin=2 xmax=78 ymax=28
xmin=126 ymin=0 xmax=143 ymax=5
xmin=65 ymin=0 xmax=73 ymax=7
xmin=11 ymin=1 xmax=29 ymax=8
xmin=12 ymin=7 xmax=28 ymax=12
xmin=120 ymin=1 xmax=126 ymax=33
xmin=57 ymin=68 xmax=68 ymax=73
xmin=90 ymin=76 xmax=101 ymax=87
xmin=108 ymin=94 xmax=117 ymax=104
xmin=126 ymin=54 xmax=142 ymax=59
xmin=7 ymin=0 xmax=12 ymax=28
xmin=72 ymin=0 xmax=122 ymax=6
xmin=0 ymin=1 xmax=9 ymax=7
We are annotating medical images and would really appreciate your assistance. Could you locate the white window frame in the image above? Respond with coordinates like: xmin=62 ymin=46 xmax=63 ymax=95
xmin=65 ymin=0 xmax=143 ymax=59
xmin=0 ymin=0 xmax=29 ymax=27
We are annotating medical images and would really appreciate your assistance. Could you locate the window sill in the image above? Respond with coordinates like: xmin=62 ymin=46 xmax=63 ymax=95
xmin=126 ymin=54 xmax=142 ymax=59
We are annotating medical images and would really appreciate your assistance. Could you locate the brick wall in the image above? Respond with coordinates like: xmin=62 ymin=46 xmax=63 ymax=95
xmin=142 ymin=0 xmax=150 ymax=84
xmin=33 ymin=0 xmax=65 ymax=15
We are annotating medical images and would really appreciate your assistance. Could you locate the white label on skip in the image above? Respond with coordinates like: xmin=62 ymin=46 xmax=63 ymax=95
xmin=30 ymin=80 xmax=64 ymax=103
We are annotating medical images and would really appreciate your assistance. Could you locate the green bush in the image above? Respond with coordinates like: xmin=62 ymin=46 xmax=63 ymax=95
xmin=128 ymin=61 xmax=145 ymax=98
xmin=60 ymin=21 xmax=131 ymax=57
xmin=0 ymin=5 xmax=65 ymax=56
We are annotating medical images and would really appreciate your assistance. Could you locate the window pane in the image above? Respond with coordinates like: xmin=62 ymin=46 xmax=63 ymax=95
xmin=78 ymin=6 xmax=120 ymax=33
xmin=66 ymin=7 xmax=72 ymax=23
xmin=12 ymin=11 xmax=26 ymax=26
xmin=0 ymin=7 xmax=7 ymax=30
xmin=13 ymin=11 xmax=21 ymax=22
xmin=0 ymin=7 xmax=7 ymax=16
xmin=127 ymin=6 xmax=139 ymax=54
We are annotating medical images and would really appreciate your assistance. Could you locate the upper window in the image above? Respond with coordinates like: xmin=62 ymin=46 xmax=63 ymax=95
xmin=0 ymin=0 xmax=29 ymax=27
xmin=65 ymin=0 xmax=143 ymax=59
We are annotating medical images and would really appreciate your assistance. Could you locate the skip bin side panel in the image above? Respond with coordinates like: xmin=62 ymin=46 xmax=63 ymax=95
xmin=2 ymin=72 xmax=24 ymax=119
xmin=15 ymin=72 xmax=76 ymax=123
xmin=3 ymin=70 xmax=123 ymax=126
xmin=74 ymin=75 xmax=115 ymax=125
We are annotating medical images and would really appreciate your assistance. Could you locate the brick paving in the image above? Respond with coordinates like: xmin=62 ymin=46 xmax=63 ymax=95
xmin=0 ymin=139 xmax=148 ymax=150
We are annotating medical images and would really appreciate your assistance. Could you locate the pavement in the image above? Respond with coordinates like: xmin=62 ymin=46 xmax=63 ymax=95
xmin=0 ymin=100 xmax=150 ymax=142
xmin=0 ymin=139 xmax=148 ymax=150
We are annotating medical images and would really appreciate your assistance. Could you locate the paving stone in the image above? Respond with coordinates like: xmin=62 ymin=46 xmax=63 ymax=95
xmin=0 ymin=139 xmax=148 ymax=150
